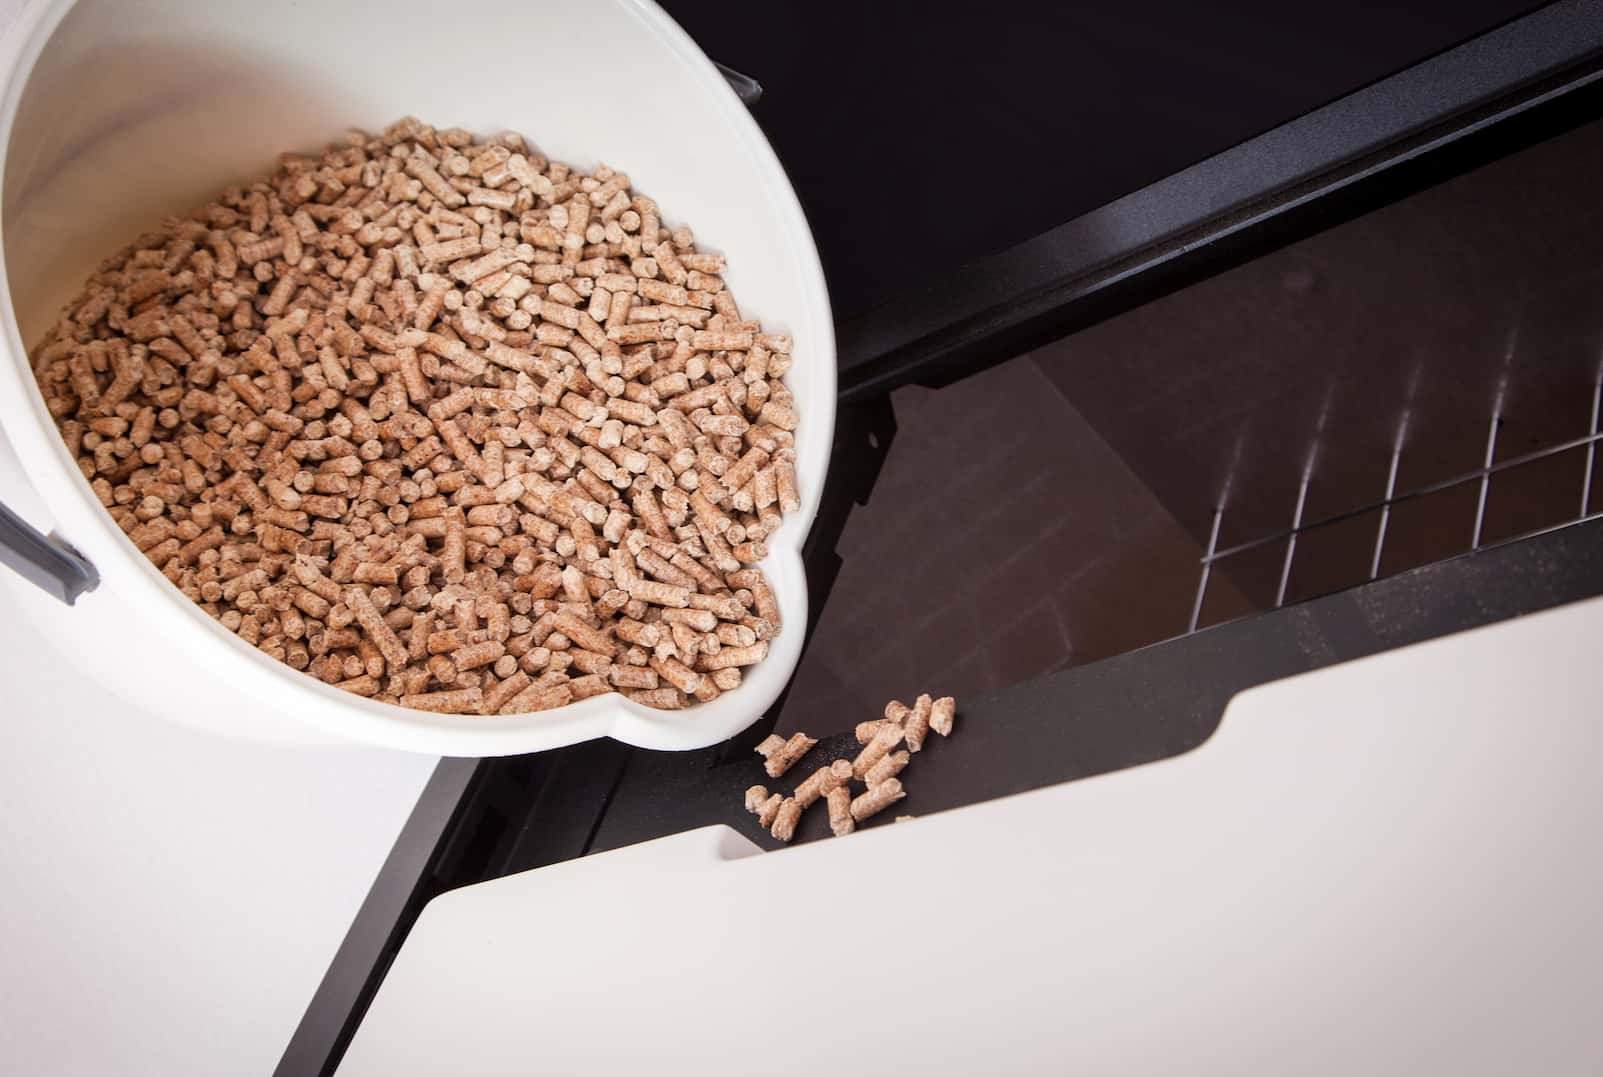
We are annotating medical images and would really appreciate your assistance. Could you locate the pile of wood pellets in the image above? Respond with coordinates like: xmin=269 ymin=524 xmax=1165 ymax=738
xmin=29 ymin=117 xmax=800 ymax=716
xmin=745 ymin=693 xmax=956 ymax=841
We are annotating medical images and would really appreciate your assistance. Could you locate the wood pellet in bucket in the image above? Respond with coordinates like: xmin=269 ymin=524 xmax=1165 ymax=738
xmin=29 ymin=118 xmax=802 ymax=717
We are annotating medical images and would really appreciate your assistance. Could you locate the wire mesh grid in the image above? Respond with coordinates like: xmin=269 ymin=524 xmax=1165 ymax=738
xmin=1189 ymin=374 xmax=1603 ymax=633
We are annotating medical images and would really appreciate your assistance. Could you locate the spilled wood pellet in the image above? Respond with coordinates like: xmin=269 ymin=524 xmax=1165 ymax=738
xmin=761 ymin=731 xmax=816 ymax=779
xmin=850 ymin=778 xmax=905 ymax=823
xmin=863 ymin=748 xmax=909 ymax=787
xmin=31 ymin=118 xmax=802 ymax=717
xmin=851 ymin=721 xmax=905 ymax=780
xmin=792 ymin=758 xmax=852 ymax=809
xmin=903 ymin=693 xmax=933 ymax=753
xmin=826 ymin=784 xmax=854 ymax=837
xmin=770 ymin=797 xmax=802 ymax=842
xmin=743 ymin=693 xmax=959 ymax=843
xmin=746 ymin=785 xmax=783 ymax=830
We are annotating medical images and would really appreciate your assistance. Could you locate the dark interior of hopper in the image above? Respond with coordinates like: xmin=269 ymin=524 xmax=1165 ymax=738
xmin=776 ymin=112 xmax=1603 ymax=735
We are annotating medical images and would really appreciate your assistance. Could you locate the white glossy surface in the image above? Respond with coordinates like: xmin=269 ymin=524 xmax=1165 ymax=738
xmin=0 ymin=0 xmax=833 ymax=754
xmin=0 ymin=519 xmax=438 ymax=1076
xmin=343 ymin=594 xmax=1603 ymax=1076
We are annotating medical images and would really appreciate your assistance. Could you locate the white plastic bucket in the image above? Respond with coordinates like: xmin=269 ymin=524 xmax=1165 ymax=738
xmin=0 ymin=0 xmax=834 ymax=754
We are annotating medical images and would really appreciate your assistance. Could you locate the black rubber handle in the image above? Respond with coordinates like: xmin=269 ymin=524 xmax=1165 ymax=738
xmin=0 ymin=499 xmax=98 ymax=604
xmin=716 ymin=62 xmax=763 ymax=107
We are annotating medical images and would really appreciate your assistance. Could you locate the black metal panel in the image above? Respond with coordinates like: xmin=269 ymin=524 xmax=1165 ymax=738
xmin=1027 ymin=108 xmax=1603 ymax=577
xmin=661 ymin=0 xmax=1547 ymax=321
xmin=588 ymin=517 xmax=1603 ymax=853
xmin=836 ymin=0 xmax=1603 ymax=401
xmin=273 ymin=760 xmax=476 ymax=1077
xmin=278 ymin=742 xmax=630 ymax=1077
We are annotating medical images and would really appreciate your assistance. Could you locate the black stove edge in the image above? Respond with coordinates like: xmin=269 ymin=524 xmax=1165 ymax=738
xmin=287 ymin=519 xmax=1603 ymax=1076
xmin=276 ymin=737 xmax=637 ymax=1077
xmin=836 ymin=0 xmax=1603 ymax=403
xmin=272 ymin=758 xmax=476 ymax=1077
xmin=589 ymin=518 xmax=1603 ymax=853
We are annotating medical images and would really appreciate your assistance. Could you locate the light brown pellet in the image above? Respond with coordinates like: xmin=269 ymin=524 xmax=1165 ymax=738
xmin=826 ymin=784 xmax=854 ymax=837
xmin=608 ymin=664 xmax=658 ymax=690
xmin=753 ymin=791 xmax=783 ymax=829
xmin=630 ymin=571 xmax=696 ymax=608
xmin=480 ymin=670 xmax=531 ymax=715
xmin=792 ymin=757 xmax=853 ymax=809
xmin=904 ymin=693 xmax=933 ymax=753
xmin=30 ymin=119 xmax=803 ymax=720
xmin=399 ymin=687 xmax=482 ymax=714
xmin=698 ymin=641 xmax=767 ymax=670
xmin=453 ymin=639 xmax=505 ymax=672
xmin=774 ymin=450 xmax=800 ymax=514
xmin=568 ymin=673 xmax=611 ymax=700
xmin=850 ymin=779 xmax=905 ymax=823
xmin=851 ymin=721 xmax=905 ymax=780
xmin=764 ymin=731 xmax=816 ymax=778
xmin=625 ymin=686 xmax=686 ymax=709
xmin=346 ymin=585 xmax=408 ymax=672
xmin=770 ymin=798 xmax=802 ymax=843
xmin=500 ymin=679 xmax=575 ymax=715
xmin=864 ymin=749 xmax=910 ymax=787
xmin=649 ymin=654 xmax=702 ymax=696
xmin=930 ymin=696 xmax=957 ymax=737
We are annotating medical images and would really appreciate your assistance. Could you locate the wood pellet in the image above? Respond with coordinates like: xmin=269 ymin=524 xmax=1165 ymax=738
xmin=748 ymin=694 xmax=957 ymax=843
xmin=30 ymin=117 xmax=802 ymax=717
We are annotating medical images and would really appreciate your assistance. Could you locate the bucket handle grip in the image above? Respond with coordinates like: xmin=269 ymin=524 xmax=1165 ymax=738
xmin=0 ymin=499 xmax=97 ymax=604
xmin=715 ymin=62 xmax=763 ymax=107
